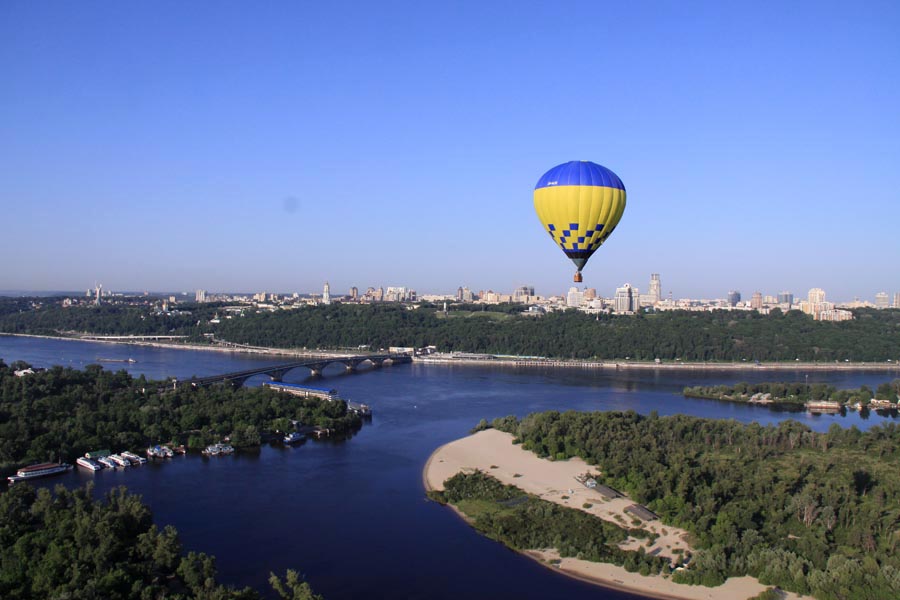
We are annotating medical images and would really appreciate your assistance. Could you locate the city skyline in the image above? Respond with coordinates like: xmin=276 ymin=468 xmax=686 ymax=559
xmin=2 ymin=2 xmax=899 ymax=298
xmin=13 ymin=274 xmax=897 ymax=309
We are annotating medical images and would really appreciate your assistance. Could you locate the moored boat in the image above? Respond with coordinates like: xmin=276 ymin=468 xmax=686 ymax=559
xmin=283 ymin=432 xmax=304 ymax=444
xmin=7 ymin=462 xmax=73 ymax=483
xmin=97 ymin=456 xmax=117 ymax=469
xmin=202 ymin=443 xmax=235 ymax=456
xmin=121 ymin=451 xmax=147 ymax=465
xmin=146 ymin=445 xmax=174 ymax=458
xmin=76 ymin=457 xmax=103 ymax=471
xmin=108 ymin=454 xmax=130 ymax=467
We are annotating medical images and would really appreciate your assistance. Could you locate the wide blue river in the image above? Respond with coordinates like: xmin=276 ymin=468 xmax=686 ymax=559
xmin=2 ymin=336 xmax=897 ymax=599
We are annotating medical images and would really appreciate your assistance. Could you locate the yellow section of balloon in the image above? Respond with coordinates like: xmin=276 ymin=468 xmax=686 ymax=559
xmin=533 ymin=185 xmax=626 ymax=263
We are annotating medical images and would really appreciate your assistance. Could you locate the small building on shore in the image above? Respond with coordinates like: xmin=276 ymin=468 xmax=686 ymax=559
xmin=625 ymin=504 xmax=659 ymax=522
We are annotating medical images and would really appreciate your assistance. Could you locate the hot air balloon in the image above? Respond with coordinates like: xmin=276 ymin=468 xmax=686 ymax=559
xmin=533 ymin=161 xmax=626 ymax=282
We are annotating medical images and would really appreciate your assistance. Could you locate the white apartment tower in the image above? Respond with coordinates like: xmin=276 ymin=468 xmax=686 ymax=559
xmin=322 ymin=282 xmax=331 ymax=305
xmin=615 ymin=284 xmax=636 ymax=313
xmin=875 ymin=292 xmax=889 ymax=309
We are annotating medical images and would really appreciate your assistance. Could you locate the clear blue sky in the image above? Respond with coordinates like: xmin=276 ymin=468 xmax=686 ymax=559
xmin=2 ymin=1 xmax=898 ymax=301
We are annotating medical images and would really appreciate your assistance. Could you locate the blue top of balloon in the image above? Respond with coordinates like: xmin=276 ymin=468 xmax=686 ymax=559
xmin=534 ymin=160 xmax=625 ymax=191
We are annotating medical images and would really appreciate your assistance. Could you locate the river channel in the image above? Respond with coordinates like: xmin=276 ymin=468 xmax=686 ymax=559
xmin=1 ymin=336 xmax=897 ymax=600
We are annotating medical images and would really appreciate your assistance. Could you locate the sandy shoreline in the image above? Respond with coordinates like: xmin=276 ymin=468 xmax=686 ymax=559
xmin=424 ymin=430 xmax=813 ymax=600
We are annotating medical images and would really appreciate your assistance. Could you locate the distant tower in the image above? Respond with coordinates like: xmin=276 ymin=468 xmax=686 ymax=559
xmin=777 ymin=291 xmax=794 ymax=306
xmin=750 ymin=292 xmax=763 ymax=310
xmin=875 ymin=292 xmax=889 ymax=309
xmin=808 ymin=288 xmax=826 ymax=304
xmin=727 ymin=290 xmax=741 ymax=307
xmin=195 ymin=289 xmax=207 ymax=303
xmin=649 ymin=274 xmax=661 ymax=305
xmin=95 ymin=284 xmax=102 ymax=306
xmin=456 ymin=286 xmax=464 ymax=302
xmin=615 ymin=284 xmax=635 ymax=313
xmin=350 ymin=286 xmax=359 ymax=300
xmin=894 ymin=292 xmax=900 ymax=309
xmin=322 ymin=282 xmax=331 ymax=305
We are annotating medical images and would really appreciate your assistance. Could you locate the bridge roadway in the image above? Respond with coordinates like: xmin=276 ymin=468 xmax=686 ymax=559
xmin=179 ymin=353 xmax=412 ymax=388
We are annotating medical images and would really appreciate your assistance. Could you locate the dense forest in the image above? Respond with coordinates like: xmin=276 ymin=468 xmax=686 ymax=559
xmin=684 ymin=380 xmax=900 ymax=406
xmin=0 ymin=360 xmax=361 ymax=473
xmin=483 ymin=411 xmax=900 ymax=599
xmin=0 ymin=483 xmax=320 ymax=599
xmin=428 ymin=471 xmax=669 ymax=575
xmin=3 ymin=298 xmax=900 ymax=362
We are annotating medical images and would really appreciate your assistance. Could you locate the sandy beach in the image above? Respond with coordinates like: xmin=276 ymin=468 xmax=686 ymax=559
xmin=424 ymin=429 xmax=813 ymax=600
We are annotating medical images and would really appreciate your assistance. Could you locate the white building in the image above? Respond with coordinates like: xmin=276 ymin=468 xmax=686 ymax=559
xmin=614 ymin=284 xmax=637 ymax=313
xmin=322 ymin=282 xmax=331 ymax=305
xmin=566 ymin=287 xmax=584 ymax=308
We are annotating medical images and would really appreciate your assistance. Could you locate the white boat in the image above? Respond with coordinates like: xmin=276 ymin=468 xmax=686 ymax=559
xmin=146 ymin=445 xmax=173 ymax=458
xmin=203 ymin=444 xmax=221 ymax=456
xmin=97 ymin=456 xmax=116 ymax=469
xmin=108 ymin=454 xmax=130 ymax=467
xmin=283 ymin=432 xmax=304 ymax=444
xmin=7 ymin=462 xmax=73 ymax=483
xmin=202 ymin=443 xmax=235 ymax=456
xmin=76 ymin=457 xmax=102 ymax=471
xmin=120 ymin=451 xmax=147 ymax=465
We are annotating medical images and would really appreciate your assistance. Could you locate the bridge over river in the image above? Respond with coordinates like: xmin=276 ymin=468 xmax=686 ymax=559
xmin=177 ymin=353 xmax=412 ymax=389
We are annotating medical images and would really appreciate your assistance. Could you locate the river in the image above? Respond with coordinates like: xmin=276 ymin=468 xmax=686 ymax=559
xmin=1 ymin=335 xmax=897 ymax=599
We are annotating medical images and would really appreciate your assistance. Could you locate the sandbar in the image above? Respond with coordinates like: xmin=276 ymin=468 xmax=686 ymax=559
xmin=424 ymin=429 xmax=813 ymax=600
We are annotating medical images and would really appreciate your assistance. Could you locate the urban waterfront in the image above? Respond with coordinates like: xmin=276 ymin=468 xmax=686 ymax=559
xmin=2 ymin=335 xmax=897 ymax=600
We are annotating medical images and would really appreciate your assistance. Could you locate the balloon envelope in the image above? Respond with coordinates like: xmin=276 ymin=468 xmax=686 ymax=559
xmin=533 ymin=161 xmax=626 ymax=275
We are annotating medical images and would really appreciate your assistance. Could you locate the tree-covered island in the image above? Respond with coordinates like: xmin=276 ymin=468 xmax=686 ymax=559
xmin=684 ymin=380 xmax=900 ymax=407
xmin=435 ymin=411 xmax=900 ymax=600
xmin=0 ymin=359 xmax=362 ymax=474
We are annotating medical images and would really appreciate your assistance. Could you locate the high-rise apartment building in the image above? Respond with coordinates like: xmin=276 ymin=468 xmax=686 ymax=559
xmin=894 ymin=292 xmax=900 ymax=309
xmin=512 ymin=285 xmax=535 ymax=302
xmin=322 ymin=282 xmax=331 ymax=305
xmin=777 ymin=292 xmax=794 ymax=306
xmin=648 ymin=274 xmax=661 ymax=305
xmin=456 ymin=287 xmax=464 ymax=302
xmin=350 ymin=286 xmax=358 ymax=300
xmin=808 ymin=288 xmax=826 ymax=304
xmin=750 ymin=292 xmax=763 ymax=310
xmin=583 ymin=288 xmax=597 ymax=301
xmin=566 ymin=287 xmax=584 ymax=308
xmin=615 ymin=284 xmax=637 ymax=313
xmin=195 ymin=289 xmax=207 ymax=303
xmin=727 ymin=290 xmax=741 ymax=307
xmin=875 ymin=292 xmax=889 ymax=309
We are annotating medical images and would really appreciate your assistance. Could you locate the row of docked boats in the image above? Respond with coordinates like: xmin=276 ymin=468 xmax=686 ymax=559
xmin=75 ymin=450 xmax=148 ymax=471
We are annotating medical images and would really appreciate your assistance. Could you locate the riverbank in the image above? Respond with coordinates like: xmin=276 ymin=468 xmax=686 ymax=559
xmin=418 ymin=354 xmax=900 ymax=372
xmin=424 ymin=430 xmax=811 ymax=600
xmin=5 ymin=332 xmax=900 ymax=373
xmin=0 ymin=333 xmax=349 ymax=359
